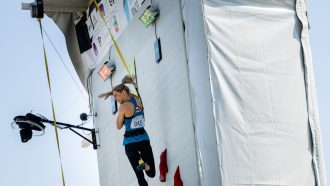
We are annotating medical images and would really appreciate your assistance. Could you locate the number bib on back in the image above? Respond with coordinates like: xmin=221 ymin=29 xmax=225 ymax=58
xmin=122 ymin=97 xmax=150 ymax=145
xmin=130 ymin=114 xmax=145 ymax=129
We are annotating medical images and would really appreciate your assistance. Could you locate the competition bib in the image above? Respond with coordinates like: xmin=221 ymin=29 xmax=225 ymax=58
xmin=130 ymin=115 xmax=145 ymax=129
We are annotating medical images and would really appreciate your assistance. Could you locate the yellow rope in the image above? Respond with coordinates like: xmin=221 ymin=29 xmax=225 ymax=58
xmin=92 ymin=0 xmax=131 ymax=75
xmin=92 ymin=0 xmax=144 ymax=106
xmin=38 ymin=19 xmax=66 ymax=186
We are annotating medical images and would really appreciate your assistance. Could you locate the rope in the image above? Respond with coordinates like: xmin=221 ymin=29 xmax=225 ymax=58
xmin=92 ymin=0 xmax=131 ymax=75
xmin=92 ymin=0 xmax=143 ymax=104
xmin=38 ymin=19 xmax=66 ymax=186
xmin=42 ymin=26 xmax=88 ymax=102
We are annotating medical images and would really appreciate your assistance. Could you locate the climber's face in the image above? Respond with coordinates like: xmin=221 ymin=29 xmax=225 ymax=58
xmin=113 ymin=90 xmax=129 ymax=104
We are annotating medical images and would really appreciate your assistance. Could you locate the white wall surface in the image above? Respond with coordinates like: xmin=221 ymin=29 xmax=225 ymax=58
xmin=92 ymin=0 xmax=199 ymax=185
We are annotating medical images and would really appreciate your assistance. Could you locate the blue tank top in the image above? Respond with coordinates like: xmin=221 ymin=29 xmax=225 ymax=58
xmin=123 ymin=97 xmax=149 ymax=145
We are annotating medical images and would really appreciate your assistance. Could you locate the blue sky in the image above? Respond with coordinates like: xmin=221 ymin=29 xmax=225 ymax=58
xmin=0 ymin=1 xmax=328 ymax=186
xmin=309 ymin=0 xmax=330 ymax=182
xmin=0 ymin=1 xmax=99 ymax=186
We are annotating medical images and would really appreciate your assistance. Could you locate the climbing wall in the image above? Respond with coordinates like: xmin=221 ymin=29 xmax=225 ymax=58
xmin=48 ymin=0 xmax=326 ymax=185
xmin=92 ymin=0 xmax=199 ymax=185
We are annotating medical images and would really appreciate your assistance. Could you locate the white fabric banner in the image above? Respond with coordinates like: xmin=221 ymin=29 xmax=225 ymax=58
xmin=202 ymin=0 xmax=320 ymax=185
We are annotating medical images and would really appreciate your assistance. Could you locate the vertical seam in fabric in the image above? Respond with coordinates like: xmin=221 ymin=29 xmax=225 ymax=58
xmin=201 ymin=2 xmax=224 ymax=185
xmin=258 ymin=14 xmax=280 ymax=184
xmin=229 ymin=8 xmax=254 ymax=184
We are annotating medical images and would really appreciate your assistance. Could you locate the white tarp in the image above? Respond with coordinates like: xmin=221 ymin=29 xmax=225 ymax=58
xmin=181 ymin=0 xmax=221 ymax=185
xmin=295 ymin=0 xmax=327 ymax=184
xmin=202 ymin=0 xmax=325 ymax=185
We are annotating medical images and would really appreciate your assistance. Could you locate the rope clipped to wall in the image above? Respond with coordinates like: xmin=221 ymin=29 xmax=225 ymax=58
xmin=92 ymin=0 xmax=143 ymax=103
xmin=92 ymin=0 xmax=130 ymax=75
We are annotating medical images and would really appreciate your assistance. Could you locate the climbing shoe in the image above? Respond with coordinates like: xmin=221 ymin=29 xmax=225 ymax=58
xmin=136 ymin=163 xmax=146 ymax=171
xmin=136 ymin=159 xmax=145 ymax=171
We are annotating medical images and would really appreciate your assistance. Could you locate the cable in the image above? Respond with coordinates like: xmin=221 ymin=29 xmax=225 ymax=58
xmin=56 ymin=93 xmax=82 ymax=116
xmin=37 ymin=113 xmax=65 ymax=129
xmin=43 ymin=26 xmax=93 ymax=131
xmin=154 ymin=21 xmax=158 ymax=39
xmin=78 ymin=116 xmax=92 ymax=127
xmin=109 ymin=46 xmax=114 ymax=90
xmin=87 ymin=71 xmax=94 ymax=117
xmin=151 ymin=0 xmax=158 ymax=39
xmin=41 ymin=26 xmax=88 ymax=102
xmin=84 ymin=70 xmax=95 ymax=135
